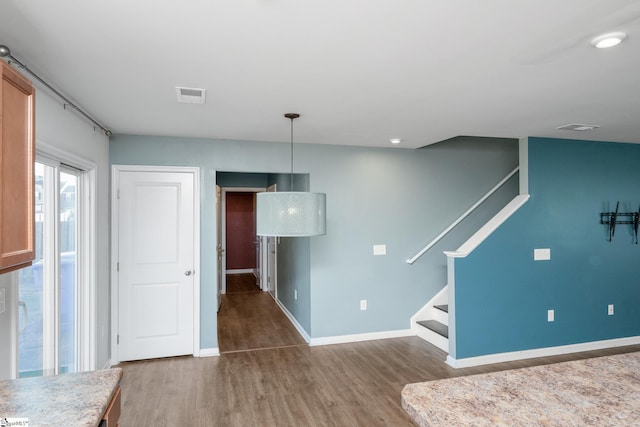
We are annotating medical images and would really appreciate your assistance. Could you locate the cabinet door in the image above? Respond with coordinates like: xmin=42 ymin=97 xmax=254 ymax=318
xmin=0 ymin=61 xmax=35 ymax=271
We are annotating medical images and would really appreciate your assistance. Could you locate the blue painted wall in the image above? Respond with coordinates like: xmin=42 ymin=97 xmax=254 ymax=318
xmin=453 ymin=137 xmax=640 ymax=359
xmin=110 ymin=134 xmax=517 ymax=348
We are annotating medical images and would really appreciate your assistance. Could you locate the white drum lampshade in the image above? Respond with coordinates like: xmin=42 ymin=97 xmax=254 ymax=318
xmin=256 ymin=191 xmax=326 ymax=237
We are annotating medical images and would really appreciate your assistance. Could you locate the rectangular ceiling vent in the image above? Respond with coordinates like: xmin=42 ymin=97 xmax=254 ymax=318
xmin=555 ymin=123 xmax=600 ymax=131
xmin=176 ymin=87 xmax=206 ymax=104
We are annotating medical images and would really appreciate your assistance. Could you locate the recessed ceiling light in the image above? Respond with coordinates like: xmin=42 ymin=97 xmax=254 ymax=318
xmin=590 ymin=32 xmax=627 ymax=49
xmin=390 ymin=138 xmax=402 ymax=145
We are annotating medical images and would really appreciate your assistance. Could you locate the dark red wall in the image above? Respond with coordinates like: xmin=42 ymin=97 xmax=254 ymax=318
xmin=225 ymin=192 xmax=256 ymax=269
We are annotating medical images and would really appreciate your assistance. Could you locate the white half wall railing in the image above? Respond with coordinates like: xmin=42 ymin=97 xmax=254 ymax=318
xmin=406 ymin=166 xmax=519 ymax=265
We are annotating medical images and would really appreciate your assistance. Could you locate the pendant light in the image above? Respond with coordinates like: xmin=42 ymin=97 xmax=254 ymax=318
xmin=256 ymin=113 xmax=326 ymax=237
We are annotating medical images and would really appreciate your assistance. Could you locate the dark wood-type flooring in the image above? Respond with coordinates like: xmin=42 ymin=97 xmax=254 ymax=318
xmin=217 ymin=274 xmax=307 ymax=353
xmin=225 ymin=273 xmax=262 ymax=293
xmin=118 ymin=276 xmax=640 ymax=426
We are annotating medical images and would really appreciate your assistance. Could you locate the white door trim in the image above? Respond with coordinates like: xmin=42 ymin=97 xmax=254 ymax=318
xmin=110 ymin=165 xmax=201 ymax=364
xmin=220 ymin=187 xmax=266 ymax=293
xmin=216 ymin=185 xmax=223 ymax=311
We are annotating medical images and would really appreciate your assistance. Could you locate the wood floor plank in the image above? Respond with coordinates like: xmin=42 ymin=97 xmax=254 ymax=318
xmin=226 ymin=273 xmax=261 ymax=293
xmin=217 ymin=275 xmax=307 ymax=353
xmin=117 ymin=339 xmax=640 ymax=426
xmin=119 ymin=272 xmax=640 ymax=425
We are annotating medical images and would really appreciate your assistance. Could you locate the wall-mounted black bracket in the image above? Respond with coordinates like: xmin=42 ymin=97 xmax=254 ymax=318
xmin=600 ymin=201 xmax=640 ymax=244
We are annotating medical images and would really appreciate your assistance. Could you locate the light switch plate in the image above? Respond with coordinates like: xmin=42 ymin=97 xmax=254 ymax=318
xmin=547 ymin=309 xmax=554 ymax=322
xmin=373 ymin=244 xmax=386 ymax=256
xmin=534 ymin=248 xmax=551 ymax=261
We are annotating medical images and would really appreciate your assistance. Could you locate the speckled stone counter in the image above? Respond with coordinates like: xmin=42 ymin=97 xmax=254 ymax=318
xmin=402 ymin=352 xmax=640 ymax=426
xmin=0 ymin=368 xmax=122 ymax=427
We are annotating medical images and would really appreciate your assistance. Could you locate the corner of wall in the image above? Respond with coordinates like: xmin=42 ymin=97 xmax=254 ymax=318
xmin=518 ymin=137 xmax=529 ymax=196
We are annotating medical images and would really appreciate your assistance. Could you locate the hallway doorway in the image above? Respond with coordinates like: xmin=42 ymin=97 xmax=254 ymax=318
xmin=217 ymin=273 xmax=306 ymax=353
xmin=215 ymin=172 xmax=308 ymax=354
xmin=220 ymin=187 xmax=268 ymax=293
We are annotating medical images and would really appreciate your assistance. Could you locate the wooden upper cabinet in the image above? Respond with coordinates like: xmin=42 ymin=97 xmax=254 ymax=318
xmin=0 ymin=60 xmax=35 ymax=272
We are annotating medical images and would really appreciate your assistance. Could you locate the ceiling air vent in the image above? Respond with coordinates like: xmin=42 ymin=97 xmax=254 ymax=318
xmin=555 ymin=123 xmax=600 ymax=131
xmin=176 ymin=87 xmax=206 ymax=104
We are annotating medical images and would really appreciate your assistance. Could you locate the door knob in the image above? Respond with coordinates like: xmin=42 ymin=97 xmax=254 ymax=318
xmin=185 ymin=270 xmax=192 ymax=276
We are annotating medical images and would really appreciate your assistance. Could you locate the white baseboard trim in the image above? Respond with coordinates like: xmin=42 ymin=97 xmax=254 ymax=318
xmin=310 ymin=329 xmax=414 ymax=347
xmin=198 ymin=348 xmax=220 ymax=357
xmin=227 ymin=269 xmax=254 ymax=275
xmin=446 ymin=335 xmax=640 ymax=368
xmin=274 ymin=298 xmax=311 ymax=343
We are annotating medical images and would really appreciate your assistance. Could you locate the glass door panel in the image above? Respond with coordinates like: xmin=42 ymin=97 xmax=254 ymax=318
xmin=59 ymin=171 xmax=78 ymax=374
xmin=17 ymin=162 xmax=48 ymax=377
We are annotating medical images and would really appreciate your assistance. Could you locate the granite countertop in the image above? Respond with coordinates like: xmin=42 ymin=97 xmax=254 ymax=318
xmin=0 ymin=368 xmax=122 ymax=427
xmin=402 ymin=352 xmax=640 ymax=426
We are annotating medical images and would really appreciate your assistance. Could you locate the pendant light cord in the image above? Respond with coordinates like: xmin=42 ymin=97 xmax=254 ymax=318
xmin=284 ymin=113 xmax=300 ymax=190
xmin=290 ymin=116 xmax=294 ymax=190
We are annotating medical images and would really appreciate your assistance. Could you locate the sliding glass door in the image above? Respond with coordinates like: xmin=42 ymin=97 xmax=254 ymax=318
xmin=17 ymin=161 xmax=80 ymax=377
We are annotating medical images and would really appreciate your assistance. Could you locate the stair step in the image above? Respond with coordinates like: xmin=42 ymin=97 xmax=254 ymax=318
xmin=434 ymin=304 xmax=448 ymax=313
xmin=417 ymin=320 xmax=448 ymax=338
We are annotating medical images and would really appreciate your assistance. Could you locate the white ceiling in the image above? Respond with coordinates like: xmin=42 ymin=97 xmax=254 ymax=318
xmin=1 ymin=0 xmax=639 ymax=149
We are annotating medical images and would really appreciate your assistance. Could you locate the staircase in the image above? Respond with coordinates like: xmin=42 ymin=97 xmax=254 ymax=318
xmin=412 ymin=286 xmax=449 ymax=352
xmin=407 ymin=167 xmax=525 ymax=355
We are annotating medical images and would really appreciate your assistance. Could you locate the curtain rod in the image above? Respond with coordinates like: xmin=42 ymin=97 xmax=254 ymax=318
xmin=0 ymin=44 xmax=112 ymax=136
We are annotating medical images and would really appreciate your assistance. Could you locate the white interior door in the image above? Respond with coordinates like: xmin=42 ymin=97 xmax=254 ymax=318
xmin=117 ymin=170 xmax=195 ymax=362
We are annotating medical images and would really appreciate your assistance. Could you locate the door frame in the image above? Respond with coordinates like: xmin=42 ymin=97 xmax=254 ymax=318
xmin=110 ymin=165 xmax=201 ymax=365
xmin=266 ymin=184 xmax=277 ymax=298
xmin=219 ymin=187 xmax=267 ymax=292
xmin=216 ymin=185 xmax=223 ymax=311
